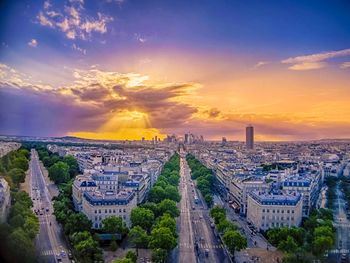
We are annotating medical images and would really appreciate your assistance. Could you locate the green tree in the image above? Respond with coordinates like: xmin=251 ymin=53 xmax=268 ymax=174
xmin=312 ymin=236 xmax=333 ymax=257
xmin=217 ymin=219 xmax=237 ymax=233
xmin=8 ymin=168 xmax=26 ymax=186
xmin=158 ymin=199 xmax=179 ymax=217
xmin=74 ymin=234 xmax=103 ymax=263
xmin=113 ymin=259 xmax=133 ymax=263
xmin=155 ymin=213 xmax=177 ymax=236
xmin=12 ymin=156 xmax=29 ymax=171
xmin=102 ymin=216 xmax=128 ymax=235
xmin=126 ymin=250 xmax=137 ymax=263
xmin=148 ymin=186 xmax=166 ymax=203
xmin=151 ymin=248 xmax=168 ymax=263
xmin=48 ymin=161 xmax=70 ymax=184
xmin=63 ymin=155 xmax=79 ymax=177
xmin=131 ymin=207 xmax=155 ymax=232
xmin=278 ymin=236 xmax=298 ymax=253
xmin=64 ymin=213 xmax=92 ymax=236
xmin=149 ymin=227 xmax=177 ymax=251
xmin=223 ymin=230 xmax=247 ymax=257
xmin=129 ymin=226 xmax=149 ymax=248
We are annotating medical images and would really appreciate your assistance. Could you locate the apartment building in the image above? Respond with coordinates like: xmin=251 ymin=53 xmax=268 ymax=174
xmin=247 ymin=191 xmax=303 ymax=231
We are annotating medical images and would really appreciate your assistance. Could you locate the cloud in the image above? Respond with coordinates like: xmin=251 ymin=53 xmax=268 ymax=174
xmin=36 ymin=1 xmax=113 ymax=40
xmin=134 ymin=33 xmax=147 ymax=43
xmin=0 ymin=64 xmax=198 ymax=137
xmin=253 ymin=61 xmax=269 ymax=68
xmin=282 ymin=48 xmax=350 ymax=70
xmin=340 ymin=62 xmax=350 ymax=69
xmin=72 ymin=43 xmax=86 ymax=54
xmin=288 ymin=62 xmax=326 ymax=71
xmin=28 ymin=39 xmax=38 ymax=48
xmin=1 ymin=63 xmax=350 ymax=140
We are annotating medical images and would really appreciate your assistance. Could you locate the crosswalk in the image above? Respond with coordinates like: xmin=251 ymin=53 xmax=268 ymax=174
xmin=328 ymin=249 xmax=349 ymax=254
xmin=179 ymin=242 xmax=224 ymax=249
xmin=40 ymin=249 xmax=55 ymax=256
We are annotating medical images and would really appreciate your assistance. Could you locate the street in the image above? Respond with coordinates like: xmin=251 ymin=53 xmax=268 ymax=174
xmin=174 ymin=152 xmax=227 ymax=263
xmin=29 ymin=149 xmax=70 ymax=263
xmin=328 ymin=182 xmax=350 ymax=263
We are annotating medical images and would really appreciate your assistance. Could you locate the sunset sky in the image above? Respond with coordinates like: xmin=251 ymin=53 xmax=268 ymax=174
xmin=0 ymin=0 xmax=350 ymax=141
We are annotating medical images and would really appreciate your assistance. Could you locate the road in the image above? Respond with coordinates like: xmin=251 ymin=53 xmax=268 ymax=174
xmin=174 ymin=152 xmax=228 ymax=263
xmin=29 ymin=149 xmax=70 ymax=263
xmin=328 ymin=182 xmax=350 ymax=263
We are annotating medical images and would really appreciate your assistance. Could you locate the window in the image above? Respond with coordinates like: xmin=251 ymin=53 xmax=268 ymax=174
xmin=281 ymin=210 xmax=284 ymax=214
xmin=99 ymin=209 xmax=101 ymax=214
xmin=277 ymin=210 xmax=279 ymax=213
xmin=123 ymin=209 xmax=126 ymax=213
xmin=262 ymin=216 xmax=265 ymax=219
xmin=287 ymin=210 xmax=290 ymax=213
xmin=292 ymin=210 xmax=295 ymax=214
xmin=95 ymin=210 xmax=97 ymax=214
xmin=267 ymin=209 xmax=269 ymax=213
xmin=262 ymin=209 xmax=265 ymax=213
xmin=272 ymin=210 xmax=275 ymax=213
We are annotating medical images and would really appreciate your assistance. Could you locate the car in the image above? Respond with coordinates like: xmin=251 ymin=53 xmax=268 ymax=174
xmin=192 ymin=206 xmax=195 ymax=210
xmin=210 ymin=223 xmax=215 ymax=228
xmin=68 ymin=250 xmax=73 ymax=259
xmin=205 ymin=249 xmax=209 ymax=257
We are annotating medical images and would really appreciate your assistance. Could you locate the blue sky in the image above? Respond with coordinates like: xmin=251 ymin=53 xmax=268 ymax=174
xmin=1 ymin=0 xmax=350 ymax=140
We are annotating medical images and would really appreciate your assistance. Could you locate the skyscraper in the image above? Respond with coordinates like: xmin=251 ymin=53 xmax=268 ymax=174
xmin=246 ymin=125 xmax=254 ymax=150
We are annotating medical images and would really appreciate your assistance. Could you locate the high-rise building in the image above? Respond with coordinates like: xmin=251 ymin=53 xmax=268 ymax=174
xmin=246 ymin=125 xmax=254 ymax=149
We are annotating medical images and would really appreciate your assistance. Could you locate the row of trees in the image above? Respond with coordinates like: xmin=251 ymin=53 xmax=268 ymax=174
xmin=0 ymin=190 xmax=39 ymax=262
xmin=325 ymin=176 xmax=338 ymax=209
xmin=267 ymin=208 xmax=335 ymax=262
xmin=0 ymin=147 xmax=30 ymax=190
xmin=34 ymin=145 xmax=103 ymax=262
xmin=210 ymin=206 xmax=247 ymax=258
xmin=53 ymin=180 xmax=104 ymax=262
xmin=127 ymin=154 xmax=181 ymax=263
xmin=186 ymin=154 xmax=214 ymax=206
xmin=36 ymin=146 xmax=79 ymax=184
xmin=340 ymin=176 xmax=350 ymax=210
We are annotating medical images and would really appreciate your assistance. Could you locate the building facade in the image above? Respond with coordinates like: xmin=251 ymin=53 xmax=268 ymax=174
xmin=247 ymin=191 xmax=303 ymax=231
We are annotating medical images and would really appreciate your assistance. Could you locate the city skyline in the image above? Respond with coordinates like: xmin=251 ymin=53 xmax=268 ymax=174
xmin=1 ymin=0 xmax=350 ymax=141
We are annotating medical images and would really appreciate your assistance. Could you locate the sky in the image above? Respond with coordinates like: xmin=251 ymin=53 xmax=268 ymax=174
xmin=0 ymin=0 xmax=350 ymax=141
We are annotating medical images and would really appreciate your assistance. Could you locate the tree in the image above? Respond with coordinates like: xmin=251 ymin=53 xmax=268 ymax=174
xmin=149 ymin=227 xmax=177 ymax=251
xmin=8 ymin=228 xmax=36 ymax=263
xmin=151 ymin=248 xmax=168 ymax=263
xmin=164 ymin=185 xmax=181 ymax=202
xmin=126 ymin=250 xmax=137 ymax=263
xmin=312 ymin=236 xmax=333 ymax=257
xmin=63 ymin=155 xmax=79 ymax=177
xmin=223 ymin=230 xmax=247 ymax=256
xmin=131 ymin=207 xmax=155 ymax=232
xmin=278 ymin=236 xmax=298 ymax=253
xmin=113 ymin=259 xmax=133 ymax=263
xmin=12 ymin=157 xmax=29 ymax=171
xmin=217 ymin=219 xmax=237 ymax=233
xmin=8 ymin=168 xmax=26 ymax=186
xmin=48 ymin=161 xmax=70 ymax=184
xmin=158 ymin=199 xmax=179 ymax=218
xmin=148 ymin=186 xmax=166 ymax=203
xmin=155 ymin=213 xmax=177 ymax=236
xmin=129 ymin=226 xmax=149 ymax=248
xmin=204 ymin=194 xmax=213 ymax=206
xmin=74 ymin=234 xmax=103 ymax=263
xmin=110 ymin=238 xmax=118 ymax=251
xmin=64 ymin=213 xmax=92 ymax=236
xmin=102 ymin=216 xmax=128 ymax=235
